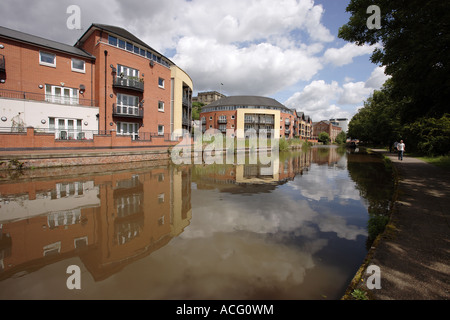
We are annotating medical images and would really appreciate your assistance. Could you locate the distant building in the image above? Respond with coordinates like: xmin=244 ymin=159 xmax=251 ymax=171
xmin=193 ymin=91 xmax=226 ymax=106
xmin=199 ymin=95 xmax=314 ymax=140
xmin=313 ymin=120 xmax=342 ymax=142
xmin=329 ymin=118 xmax=349 ymax=133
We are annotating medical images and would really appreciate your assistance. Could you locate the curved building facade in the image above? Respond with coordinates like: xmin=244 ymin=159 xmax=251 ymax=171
xmin=200 ymin=96 xmax=313 ymax=140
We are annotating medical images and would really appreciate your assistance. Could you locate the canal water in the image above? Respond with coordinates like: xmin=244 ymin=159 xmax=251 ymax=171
xmin=0 ymin=146 xmax=394 ymax=300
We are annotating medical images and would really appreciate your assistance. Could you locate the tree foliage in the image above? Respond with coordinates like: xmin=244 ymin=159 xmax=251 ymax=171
xmin=335 ymin=131 xmax=347 ymax=145
xmin=339 ymin=0 xmax=450 ymax=123
xmin=318 ymin=132 xmax=330 ymax=145
xmin=341 ymin=1 xmax=450 ymax=155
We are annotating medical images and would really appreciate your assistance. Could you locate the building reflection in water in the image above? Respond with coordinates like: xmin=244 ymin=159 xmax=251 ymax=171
xmin=0 ymin=165 xmax=192 ymax=281
xmin=0 ymin=147 xmax=348 ymax=294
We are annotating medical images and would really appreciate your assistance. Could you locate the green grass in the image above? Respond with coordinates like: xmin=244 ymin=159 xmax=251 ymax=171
xmin=418 ymin=155 xmax=450 ymax=170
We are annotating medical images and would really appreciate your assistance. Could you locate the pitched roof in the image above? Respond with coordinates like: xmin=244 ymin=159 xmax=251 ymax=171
xmin=207 ymin=95 xmax=287 ymax=109
xmin=0 ymin=25 xmax=95 ymax=59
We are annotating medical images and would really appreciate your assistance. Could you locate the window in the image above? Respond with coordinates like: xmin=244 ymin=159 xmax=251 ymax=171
xmin=117 ymin=122 xmax=139 ymax=140
xmin=108 ymin=35 xmax=118 ymax=46
xmin=118 ymin=39 xmax=126 ymax=49
xmin=117 ymin=64 xmax=139 ymax=79
xmin=133 ymin=46 xmax=140 ymax=54
xmin=117 ymin=93 xmax=139 ymax=116
xmin=45 ymin=85 xmax=79 ymax=105
xmin=71 ymin=58 xmax=85 ymax=73
xmin=39 ymin=51 xmax=56 ymax=67
xmin=158 ymin=125 xmax=164 ymax=136
xmin=126 ymin=42 xmax=133 ymax=51
xmin=231 ymin=115 xmax=235 ymax=119
xmin=209 ymin=116 xmax=213 ymax=120
xmin=158 ymin=101 xmax=164 ymax=112
xmin=140 ymin=48 xmax=146 ymax=57
xmin=158 ymin=77 xmax=165 ymax=88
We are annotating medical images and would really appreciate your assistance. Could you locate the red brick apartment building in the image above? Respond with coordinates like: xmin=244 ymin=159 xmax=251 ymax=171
xmin=0 ymin=24 xmax=193 ymax=150
xmin=200 ymin=96 xmax=314 ymax=140
xmin=312 ymin=120 xmax=342 ymax=142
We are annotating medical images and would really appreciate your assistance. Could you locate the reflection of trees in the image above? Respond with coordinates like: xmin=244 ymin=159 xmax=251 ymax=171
xmin=347 ymin=152 xmax=395 ymax=247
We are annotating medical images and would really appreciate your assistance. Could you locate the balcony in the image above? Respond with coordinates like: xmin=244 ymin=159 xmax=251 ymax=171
xmin=182 ymin=117 xmax=191 ymax=126
xmin=113 ymin=76 xmax=144 ymax=92
xmin=218 ymin=118 xmax=227 ymax=124
xmin=113 ymin=104 xmax=143 ymax=119
xmin=201 ymin=118 xmax=206 ymax=124
xmin=285 ymin=119 xmax=291 ymax=126
xmin=244 ymin=118 xmax=257 ymax=124
xmin=182 ymin=97 xmax=191 ymax=107
xmin=0 ymin=54 xmax=5 ymax=72
xmin=285 ymin=129 xmax=291 ymax=135
xmin=0 ymin=88 xmax=97 ymax=107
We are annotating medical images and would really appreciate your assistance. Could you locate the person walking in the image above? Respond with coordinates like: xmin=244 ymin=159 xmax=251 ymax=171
xmin=397 ymin=140 xmax=405 ymax=160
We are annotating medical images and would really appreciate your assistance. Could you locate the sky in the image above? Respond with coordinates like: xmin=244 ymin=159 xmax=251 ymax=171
xmin=0 ymin=0 xmax=389 ymax=122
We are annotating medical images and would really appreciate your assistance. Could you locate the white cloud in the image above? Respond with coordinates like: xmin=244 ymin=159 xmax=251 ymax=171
xmin=173 ymin=37 xmax=323 ymax=96
xmin=284 ymin=66 xmax=389 ymax=121
xmin=323 ymin=43 xmax=379 ymax=67
xmin=284 ymin=80 xmax=348 ymax=120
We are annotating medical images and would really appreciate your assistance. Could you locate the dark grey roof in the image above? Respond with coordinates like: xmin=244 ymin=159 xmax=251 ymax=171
xmin=76 ymin=23 xmax=174 ymax=65
xmin=207 ymin=96 xmax=287 ymax=109
xmin=0 ymin=25 xmax=95 ymax=60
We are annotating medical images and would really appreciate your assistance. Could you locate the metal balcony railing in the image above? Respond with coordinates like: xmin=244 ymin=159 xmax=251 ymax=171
xmin=113 ymin=104 xmax=143 ymax=119
xmin=182 ymin=117 xmax=191 ymax=126
xmin=0 ymin=89 xmax=98 ymax=107
xmin=113 ymin=76 xmax=144 ymax=92
xmin=218 ymin=118 xmax=227 ymax=124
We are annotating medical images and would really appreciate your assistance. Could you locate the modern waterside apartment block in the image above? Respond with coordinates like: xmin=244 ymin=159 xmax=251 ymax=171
xmin=0 ymin=24 xmax=192 ymax=146
xmin=199 ymin=96 xmax=313 ymax=140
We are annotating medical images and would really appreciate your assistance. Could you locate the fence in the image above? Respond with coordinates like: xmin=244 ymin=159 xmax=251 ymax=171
xmin=0 ymin=127 xmax=181 ymax=151
xmin=0 ymin=88 xmax=98 ymax=107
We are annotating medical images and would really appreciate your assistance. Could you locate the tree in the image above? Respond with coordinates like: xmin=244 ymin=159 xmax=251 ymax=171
xmin=192 ymin=102 xmax=204 ymax=121
xmin=348 ymin=80 xmax=401 ymax=145
xmin=339 ymin=0 xmax=450 ymax=124
xmin=318 ymin=132 xmax=330 ymax=145
xmin=335 ymin=131 xmax=347 ymax=145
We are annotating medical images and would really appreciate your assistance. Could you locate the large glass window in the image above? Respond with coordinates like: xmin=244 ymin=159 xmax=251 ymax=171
xmin=117 ymin=122 xmax=139 ymax=140
xmin=117 ymin=93 xmax=139 ymax=116
xmin=45 ymin=85 xmax=79 ymax=105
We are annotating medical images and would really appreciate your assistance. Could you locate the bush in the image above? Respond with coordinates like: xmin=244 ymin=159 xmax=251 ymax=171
xmin=403 ymin=114 xmax=450 ymax=156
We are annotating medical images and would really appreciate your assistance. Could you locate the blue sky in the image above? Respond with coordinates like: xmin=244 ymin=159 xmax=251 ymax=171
xmin=0 ymin=0 xmax=388 ymax=121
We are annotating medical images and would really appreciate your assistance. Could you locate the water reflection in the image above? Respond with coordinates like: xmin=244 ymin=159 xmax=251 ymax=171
xmin=0 ymin=147 xmax=393 ymax=299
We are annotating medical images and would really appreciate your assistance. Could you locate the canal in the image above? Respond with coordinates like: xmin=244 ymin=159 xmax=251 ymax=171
xmin=0 ymin=146 xmax=394 ymax=299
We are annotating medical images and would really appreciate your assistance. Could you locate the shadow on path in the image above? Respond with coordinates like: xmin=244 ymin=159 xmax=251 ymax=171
xmin=361 ymin=150 xmax=450 ymax=299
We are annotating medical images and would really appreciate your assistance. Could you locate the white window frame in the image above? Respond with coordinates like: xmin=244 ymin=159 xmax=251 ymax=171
xmin=39 ymin=51 xmax=56 ymax=67
xmin=158 ymin=77 xmax=165 ymax=88
xmin=116 ymin=93 xmax=139 ymax=116
xmin=158 ymin=101 xmax=164 ymax=112
xmin=158 ymin=125 xmax=164 ymax=136
xmin=45 ymin=85 xmax=79 ymax=105
xmin=71 ymin=58 xmax=85 ymax=73
xmin=117 ymin=122 xmax=139 ymax=140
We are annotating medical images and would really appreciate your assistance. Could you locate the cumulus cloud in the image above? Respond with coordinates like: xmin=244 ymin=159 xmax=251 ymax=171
xmin=323 ymin=43 xmax=379 ymax=67
xmin=284 ymin=66 xmax=389 ymax=121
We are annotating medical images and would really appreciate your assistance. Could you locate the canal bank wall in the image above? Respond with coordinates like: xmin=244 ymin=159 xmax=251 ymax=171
xmin=342 ymin=149 xmax=450 ymax=300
